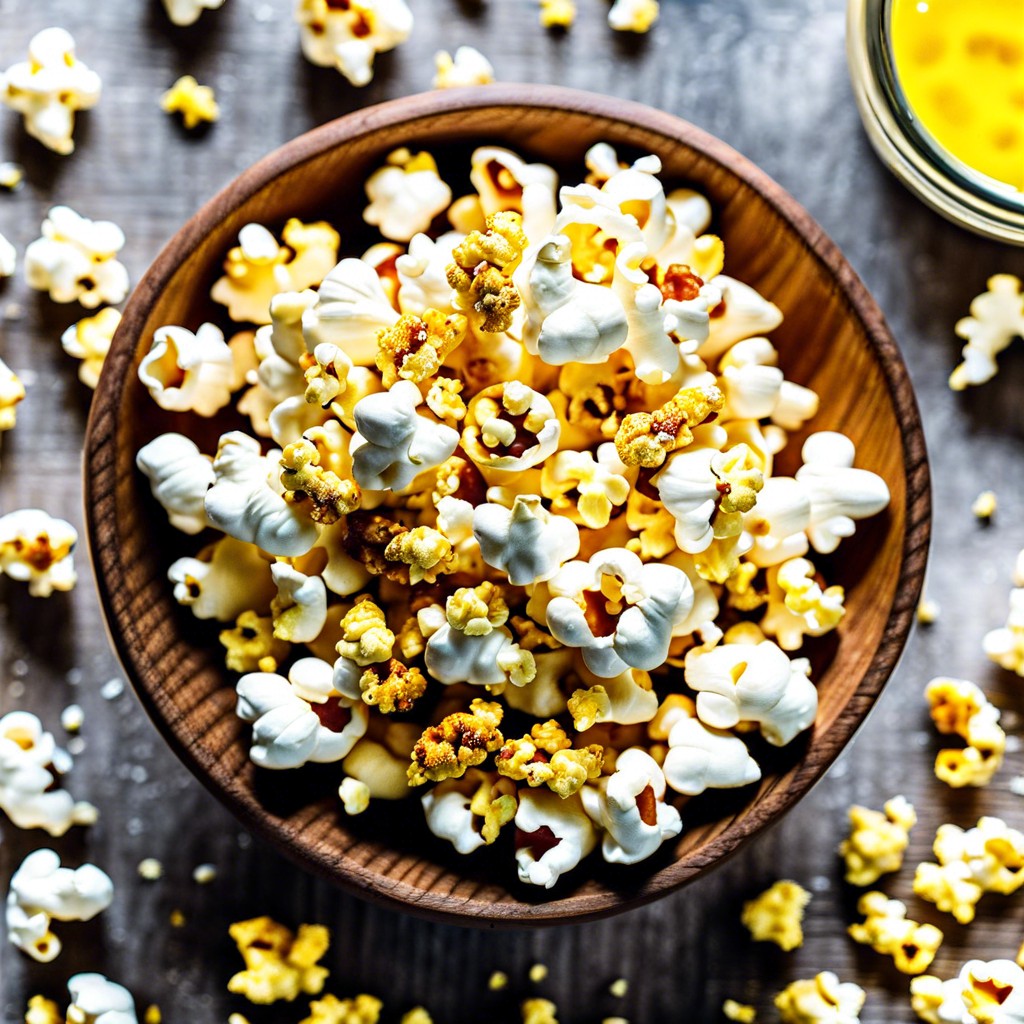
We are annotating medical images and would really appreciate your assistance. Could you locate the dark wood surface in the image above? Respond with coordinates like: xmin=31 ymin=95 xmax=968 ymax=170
xmin=0 ymin=0 xmax=1022 ymax=1020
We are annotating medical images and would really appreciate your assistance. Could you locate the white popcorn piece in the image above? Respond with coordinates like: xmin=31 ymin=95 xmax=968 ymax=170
xmin=364 ymin=149 xmax=452 ymax=242
xmin=25 ymin=206 xmax=129 ymax=308
xmin=607 ymin=0 xmax=659 ymax=32
xmin=350 ymin=379 xmax=459 ymax=491
xmin=742 ymin=476 xmax=812 ymax=568
xmin=236 ymin=657 xmax=369 ymax=769
xmin=66 ymin=973 xmax=139 ymax=1024
xmin=296 ymin=0 xmax=412 ymax=86
xmin=776 ymin=972 xmax=865 ymax=1024
xmin=701 ymin=276 xmax=783 ymax=361
xmin=433 ymin=46 xmax=495 ymax=89
xmin=473 ymin=495 xmax=580 ymax=585
xmin=0 ymin=356 xmax=26 ymax=435
xmin=60 ymin=307 xmax=121 ymax=389
xmin=394 ymin=232 xmax=460 ymax=315
xmin=0 ymin=28 xmax=100 ymax=155
xmin=760 ymin=557 xmax=845 ymax=652
xmin=424 ymin=623 xmax=533 ymax=687
xmin=581 ymin=748 xmax=682 ymax=865
xmin=663 ymin=712 xmax=761 ymax=796
xmin=719 ymin=337 xmax=820 ymax=429
xmin=796 ymin=432 xmax=890 ymax=554
xmin=0 ymin=161 xmax=25 ymax=191
xmin=684 ymin=638 xmax=817 ymax=746
xmin=950 ymin=275 xmax=1024 ymax=391
xmin=136 ymin=432 xmax=215 ymax=534
xmin=984 ymin=587 xmax=1024 ymax=677
xmin=6 ymin=849 xmax=113 ymax=963
xmin=304 ymin=342 xmax=353 ymax=409
xmin=517 ymin=233 xmax=629 ymax=366
xmin=590 ymin=146 xmax=672 ymax=249
xmin=462 ymin=381 xmax=560 ymax=474
xmin=470 ymin=146 xmax=559 ymax=239
xmin=163 ymin=0 xmax=226 ymax=25
xmin=338 ymin=776 xmax=370 ymax=815
xmin=168 ymin=536 xmax=275 ymax=622
xmin=545 ymin=548 xmax=695 ymax=678
xmin=0 ymin=711 xmax=97 ymax=836
xmin=304 ymin=258 xmax=399 ymax=366
xmin=958 ymin=959 xmax=1024 ymax=1024
xmin=0 ymin=508 xmax=77 ymax=596
xmin=0 ymin=232 xmax=15 ymax=278
xmin=270 ymin=561 xmax=327 ymax=643
xmin=515 ymin=789 xmax=596 ymax=888
xmin=204 ymin=431 xmax=318 ymax=557
xmin=138 ymin=323 xmax=234 ymax=418
xmin=655 ymin=446 xmax=733 ymax=553
xmin=421 ymin=775 xmax=491 ymax=855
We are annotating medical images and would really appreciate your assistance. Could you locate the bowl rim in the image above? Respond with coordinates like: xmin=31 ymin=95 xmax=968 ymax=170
xmin=83 ymin=84 xmax=931 ymax=927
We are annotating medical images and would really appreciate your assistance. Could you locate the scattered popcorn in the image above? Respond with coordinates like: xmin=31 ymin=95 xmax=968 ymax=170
xmin=529 ymin=964 xmax=549 ymax=983
xmin=62 ymin=973 xmax=139 ymax=1024
xmin=60 ymin=307 xmax=121 ymax=389
xmin=59 ymin=705 xmax=83 ymax=734
xmin=839 ymin=795 xmax=916 ymax=886
xmin=488 ymin=971 xmax=509 ymax=991
xmin=6 ymin=849 xmax=113 ymax=962
xmin=25 ymin=206 xmax=128 ymax=308
xmin=434 ymin=46 xmax=495 ymax=89
xmin=0 ymin=28 xmax=100 ymax=155
xmin=608 ymin=0 xmax=659 ymax=32
xmin=539 ymin=0 xmax=576 ymax=27
xmin=228 ymin=916 xmax=330 ymax=1004
xmin=0 ymin=161 xmax=24 ymax=190
xmin=926 ymin=677 xmax=1005 ymax=787
xmin=228 ymin=1016 xmax=251 ymax=1024
xmin=0 ymin=356 xmax=26 ymax=433
xmin=161 ymin=75 xmax=219 ymax=129
xmin=984 ymin=560 xmax=1024 ymax=676
xmin=338 ymin=776 xmax=371 ymax=814
xmin=950 ymin=275 xmax=1024 ymax=390
xmin=137 ymin=858 xmax=164 ymax=881
xmin=163 ymin=0 xmax=226 ymax=24
xmin=609 ymin=979 xmax=629 ymax=998
xmin=522 ymin=999 xmax=559 ymax=1024
xmin=0 ymin=232 xmax=14 ymax=278
xmin=296 ymin=0 xmax=413 ymax=86
xmin=0 ymin=508 xmax=77 ymax=596
xmin=914 ymin=959 xmax=1024 ymax=1024
xmin=848 ymin=891 xmax=943 ymax=974
xmin=192 ymin=863 xmax=217 ymax=884
xmin=741 ymin=880 xmax=810 ymax=951
xmin=364 ymin=150 xmax=452 ymax=242
xmin=169 ymin=910 xmax=186 ymax=928
xmin=917 ymin=597 xmax=941 ymax=625
xmin=723 ymin=1002 xmax=757 ymax=1023
xmin=774 ymin=973 xmax=864 ymax=1024
xmin=299 ymin=993 xmax=382 ymax=1024
xmin=973 ymin=490 xmax=997 ymax=520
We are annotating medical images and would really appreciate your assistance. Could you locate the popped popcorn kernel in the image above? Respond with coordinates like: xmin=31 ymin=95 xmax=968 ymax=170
xmin=542 ymin=448 xmax=632 ymax=529
xmin=163 ymin=0 xmax=225 ymax=25
xmin=304 ymin=342 xmax=353 ymax=408
xmin=359 ymin=659 xmax=427 ymax=714
xmin=448 ymin=212 xmax=527 ymax=333
xmin=161 ymin=75 xmax=219 ymax=129
xmin=0 ymin=161 xmax=25 ymax=191
xmin=609 ymin=979 xmax=629 ymax=998
xmin=614 ymin=384 xmax=725 ymax=468
xmin=138 ymin=857 xmax=164 ymax=881
xmin=169 ymin=910 xmax=186 ymax=928
xmin=984 ymin=567 xmax=1024 ymax=677
xmin=342 ymin=511 xmax=412 ymax=582
xmin=539 ymin=0 xmax=576 ymax=27
xmin=408 ymin=699 xmax=504 ymax=785
xmin=220 ymin=610 xmax=289 ymax=673
xmin=926 ymin=677 xmax=1005 ymax=788
xmin=376 ymin=310 xmax=467 ymax=388
xmin=774 ymin=973 xmax=864 ymax=1024
xmin=433 ymin=47 xmax=495 ymax=89
xmin=446 ymin=581 xmax=509 ymax=635
xmin=298 ymin=993 xmax=382 ymax=1024
xmin=722 ymin=1001 xmax=757 ymax=1023
xmin=950 ymin=274 xmax=1024 ymax=391
xmin=400 ymin=1009 xmax=433 ymax=1024
xmin=839 ymin=795 xmax=916 ymax=886
xmin=281 ymin=438 xmax=361 ymax=525
xmin=24 ymin=995 xmax=61 ymax=1024
xmin=568 ymin=686 xmax=612 ymax=732
xmin=339 ymin=776 xmax=371 ymax=815
xmin=740 ymin=880 xmax=810 ymax=951
xmin=608 ymin=0 xmax=659 ymax=32
xmin=60 ymin=307 xmax=121 ymax=389
xmin=529 ymin=963 xmax=549 ymax=984
xmin=228 ymin=917 xmax=330 ymax=1005
xmin=426 ymin=376 xmax=467 ymax=423
xmin=973 ymin=490 xmax=998 ymax=520
xmin=522 ymin=999 xmax=559 ymax=1024
xmin=0 ymin=357 xmax=26 ymax=434
xmin=917 ymin=597 xmax=941 ymax=625
xmin=488 ymin=971 xmax=509 ymax=991
xmin=337 ymin=596 xmax=395 ymax=665
xmin=192 ymin=863 xmax=217 ymax=884
xmin=363 ymin=149 xmax=451 ymax=242
xmin=145 ymin=1005 xmax=163 ymax=1024
xmin=384 ymin=526 xmax=457 ymax=585
xmin=496 ymin=723 xmax=603 ymax=798
xmin=0 ymin=509 xmax=77 ymax=597
xmin=848 ymin=891 xmax=943 ymax=974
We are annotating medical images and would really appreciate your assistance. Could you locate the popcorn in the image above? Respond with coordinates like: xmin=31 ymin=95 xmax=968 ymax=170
xmin=0 ymin=711 xmax=98 ymax=836
xmin=336 ymin=596 xmax=395 ymax=665
xmin=168 ymin=536 xmax=275 ymax=621
xmin=236 ymin=658 xmax=368 ymax=768
xmin=364 ymin=150 xmax=451 ymax=242
xmin=301 ymin=994 xmax=383 ymax=1024
xmin=569 ymin=668 xmax=659 ymax=729
xmin=539 ymin=0 xmax=576 ymax=27
xmin=541 ymin=446 xmax=632 ymax=529
xmin=0 ymin=356 xmax=26 ymax=433
xmin=496 ymin=721 xmax=603 ymax=798
xmin=6 ymin=849 xmax=113 ymax=962
xmin=469 ymin=147 xmax=559 ymax=240
xmin=359 ymin=659 xmax=427 ymax=713
xmin=718 ymin=337 xmax=819 ymax=429
xmin=161 ymin=75 xmax=219 ymax=129
xmin=342 ymin=721 xmax=419 ymax=799
xmin=62 ymin=973 xmax=138 ymax=1024
xmin=684 ymin=638 xmax=817 ymax=746
xmin=0 ymin=29 xmax=100 ymax=155
xmin=0 ymin=509 xmax=78 ymax=596
xmin=581 ymin=748 xmax=681 ymax=864
xmin=960 ymin=960 xmax=1024 ymax=1023
xmin=848 ymin=891 xmax=943 ymax=974
xmin=607 ymin=0 xmax=659 ymax=32
xmin=0 ymin=232 xmax=15 ymax=278
xmin=211 ymin=220 xmax=340 ymax=325
xmin=917 ymin=597 xmax=941 ymax=624
xmin=61 ymin=307 xmax=121 ymax=389
xmin=222 ymin=610 xmax=289 ymax=672
xmin=25 ymin=207 xmax=129 ymax=308
xmin=774 ymin=973 xmax=864 ymax=1024
xmin=473 ymin=495 xmax=580 ymax=585
xmin=295 ymin=0 xmax=413 ymax=87
xmin=741 ymin=879 xmax=809 ymax=951
xmin=839 ymin=795 xmax=916 ymax=886
xmin=950 ymin=275 xmax=1024 ymax=390
xmin=702 ymin=276 xmax=783 ymax=360
xmin=136 ymin=433 xmax=216 ymax=534
xmin=421 ymin=770 xmax=516 ymax=853
xmin=723 ymin=1002 xmax=757 ymax=1023
xmin=546 ymin=548 xmax=694 ymax=677
xmin=984 ymin=576 xmax=1024 ymax=677
xmin=972 ymin=490 xmax=998 ymax=520
xmin=338 ymin=776 xmax=370 ymax=814
xmin=433 ymin=47 xmax=495 ymax=88
xmin=662 ymin=709 xmax=761 ymax=796
xmin=280 ymin=437 xmax=360 ymax=525
xmin=926 ymin=678 xmax=1005 ymax=788
xmin=351 ymin=380 xmax=459 ymax=491
xmin=0 ymin=161 xmax=24 ymax=191
xmin=615 ymin=385 xmax=724 ymax=469
xmin=271 ymin=562 xmax=328 ymax=642
xmin=760 ymin=557 xmax=845 ymax=651
xmin=138 ymin=323 xmax=235 ymax=416
xmin=522 ymin=1000 xmax=559 ymax=1024
xmin=515 ymin=788 xmax=596 ymax=888
xmin=462 ymin=381 xmax=560 ymax=473
xmin=228 ymin=916 xmax=330 ymax=1004
xmin=375 ymin=310 xmax=466 ymax=388
xmin=163 ymin=0 xmax=226 ymax=24
xmin=408 ymin=699 xmax=505 ymax=785
xmin=914 ymin=816 xmax=1024 ymax=924
xmin=205 ymin=431 xmax=319 ymax=557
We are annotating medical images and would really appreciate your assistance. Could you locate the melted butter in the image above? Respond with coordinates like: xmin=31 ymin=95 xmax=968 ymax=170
xmin=891 ymin=0 xmax=1024 ymax=190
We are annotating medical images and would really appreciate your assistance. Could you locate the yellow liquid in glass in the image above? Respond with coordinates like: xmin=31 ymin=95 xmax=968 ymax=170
xmin=891 ymin=0 xmax=1024 ymax=190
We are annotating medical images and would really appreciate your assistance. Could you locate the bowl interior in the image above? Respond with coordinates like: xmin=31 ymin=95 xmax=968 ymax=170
xmin=85 ymin=88 xmax=928 ymax=925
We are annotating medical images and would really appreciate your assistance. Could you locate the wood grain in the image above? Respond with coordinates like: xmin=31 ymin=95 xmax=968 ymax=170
xmin=82 ymin=87 xmax=929 ymax=925
xmin=1 ymin=0 xmax=1021 ymax=1021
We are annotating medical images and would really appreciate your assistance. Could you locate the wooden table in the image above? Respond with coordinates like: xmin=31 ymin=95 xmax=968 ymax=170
xmin=1 ymin=1 xmax=1023 ymax=1021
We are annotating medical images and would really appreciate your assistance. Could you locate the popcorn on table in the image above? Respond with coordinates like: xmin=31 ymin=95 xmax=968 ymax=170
xmin=137 ymin=142 xmax=891 ymax=887
xmin=838 ymin=795 xmax=916 ymax=886
xmin=774 ymin=973 xmax=865 ymax=1024
xmin=28 ymin=973 xmax=139 ymax=1024
xmin=984 ymin=550 xmax=1024 ymax=676
xmin=61 ymin=308 xmax=121 ymax=389
xmin=607 ymin=0 xmax=659 ymax=32
xmin=0 ymin=356 xmax=26 ymax=435
xmin=0 ymin=232 xmax=15 ymax=278
xmin=950 ymin=275 xmax=1024 ymax=391
xmin=0 ymin=509 xmax=78 ymax=596
xmin=163 ymin=0 xmax=226 ymax=25
xmin=848 ymin=891 xmax=942 ymax=974
xmin=228 ymin=916 xmax=330 ymax=1004
xmin=25 ymin=207 xmax=129 ymax=308
xmin=925 ymin=677 xmax=1005 ymax=787
xmin=913 ymin=959 xmax=1024 ymax=1024
xmin=0 ymin=28 xmax=100 ymax=155
xmin=161 ymin=75 xmax=219 ymax=129
xmin=740 ymin=879 xmax=810 ymax=951
xmin=6 ymin=849 xmax=113 ymax=962
xmin=434 ymin=47 xmax=495 ymax=89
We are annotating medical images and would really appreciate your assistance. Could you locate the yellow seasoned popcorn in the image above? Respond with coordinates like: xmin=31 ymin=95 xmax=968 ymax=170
xmin=0 ymin=356 xmax=26 ymax=433
xmin=446 ymin=581 xmax=509 ymax=635
xmin=281 ymin=438 xmax=361 ymax=526
xmin=60 ymin=307 xmax=121 ymax=389
xmin=161 ymin=75 xmax=219 ymax=129
xmin=384 ymin=526 xmax=457 ymax=585
xmin=972 ymin=490 xmax=997 ymax=520
xmin=496 ymin=723 xmax=603 ymax=798
xmin=540 ymin=0 xmax=576 ymax=26
xmin=722 ymin=1001 xmax=757 ymax=1023
xmin=741 ymin=880 xmax=811 ymax=951
xmin=228 ymin=917 xmax=331 ymax=1005
xmin=299 ymin=993 xmax=383 ymax=1024
xmin=839 ymin=795 xmax=916 ymax=886
xmin=774 ymin=973 xmax=865 ymax=1024
xmin=608 ymin=0 xmax=660 ymax=33
xmin=25 ymin=996 xmax=61 ymax=1024
xmin=488 ymin=971 xmax=509 ymax=991
xmin=847 ymin=891 xmax=943 ymax=975
xmin=567 ymin=686 xmax=612 ymax=732
xmin=425 ymin=376 xmax=467 ymax=423
xmin=337 ymin=596 xmax=395 ymax=666
xmin=400 ymin=1010 xmax=433 ymax=1024
xmin=609 ymin=979 xmax=629 ymax=998
xmin=917 ymin=597 xmax=941 ymax=625
xmin=144 ymin=1005 xmax=163 ymax=1023
xmin=220 ymin=610 xmax=289 ymax=672
xmin=359 ymin=659 xmax=427 ymax=714
xmin=468 ymin=772 xmax=517 ymax=843
xmin=408 ymin=699 xmax=505 ymax=785
xmin=376 ymin=310 xmax=467 ymax=387
xmin=541 ymin=449 xmax=632 ymax=529
xmin=522 ymin=998 xmax=558 ymax=1024
xmin=614 ymin=384 xmax=724 ymax=468
xmin=926 ymin=677 xmax=1005 ymax=788
xmin=529 ymin=962 xmax=549 ymax=983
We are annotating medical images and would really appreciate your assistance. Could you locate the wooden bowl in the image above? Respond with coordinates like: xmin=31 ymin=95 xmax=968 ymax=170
xmin=84 ymin=86 xmax=930 ymax=926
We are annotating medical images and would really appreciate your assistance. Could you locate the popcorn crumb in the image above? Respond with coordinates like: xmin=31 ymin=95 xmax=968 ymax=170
xmin=338 ymin=777 xmax=371 ymax=815
xmin=60 ymin=704 xmax=84 ymax=734
xmin=0 ymin=161 xmax=24 ymax=191
xmin=1010 ymin=775 xmax=1024 ymax=796
xmin=25 ymin=995 xmax=61 ymax=1024
xmin=983 ymin=554 xmax=1024 ymax=676
xmin=522 ymin=999 xmax=558 ymax=1024
xmin=539 ymin=0 xmax=576 ymax=27
xmin=741 ymin=880 xmax=810 ymax=951
xmin=916 ymin=598 xmax=940 ymax=625
xmin=529 ymin=963 xmax=549 ymax=983
xmin=161 ymin=75 xmax=220 ymax=129
xmin=400 ymin=1010 xmax=433 ymax=1024
xmin=145 ymin=1005 xmax=162 ymax=1024
xmin=138 ymin=858 xmax=164 ymax=881
xmin=972 ymin=490 xmax=997 ymax=520
xmin=488 ymin=971 xmax=509 ymax=991
xmin=609 ymin=979 xmax=629 ymax=998
xmin=723 ymin=1001 xmax=757 ymax=1023
xmin=169 ymin=909 xmax=186 ymax=927
xmin=66 ymin=736 xmax=86 ymax=756
xmin=193 ymin=863 xmax=217 ymax=884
